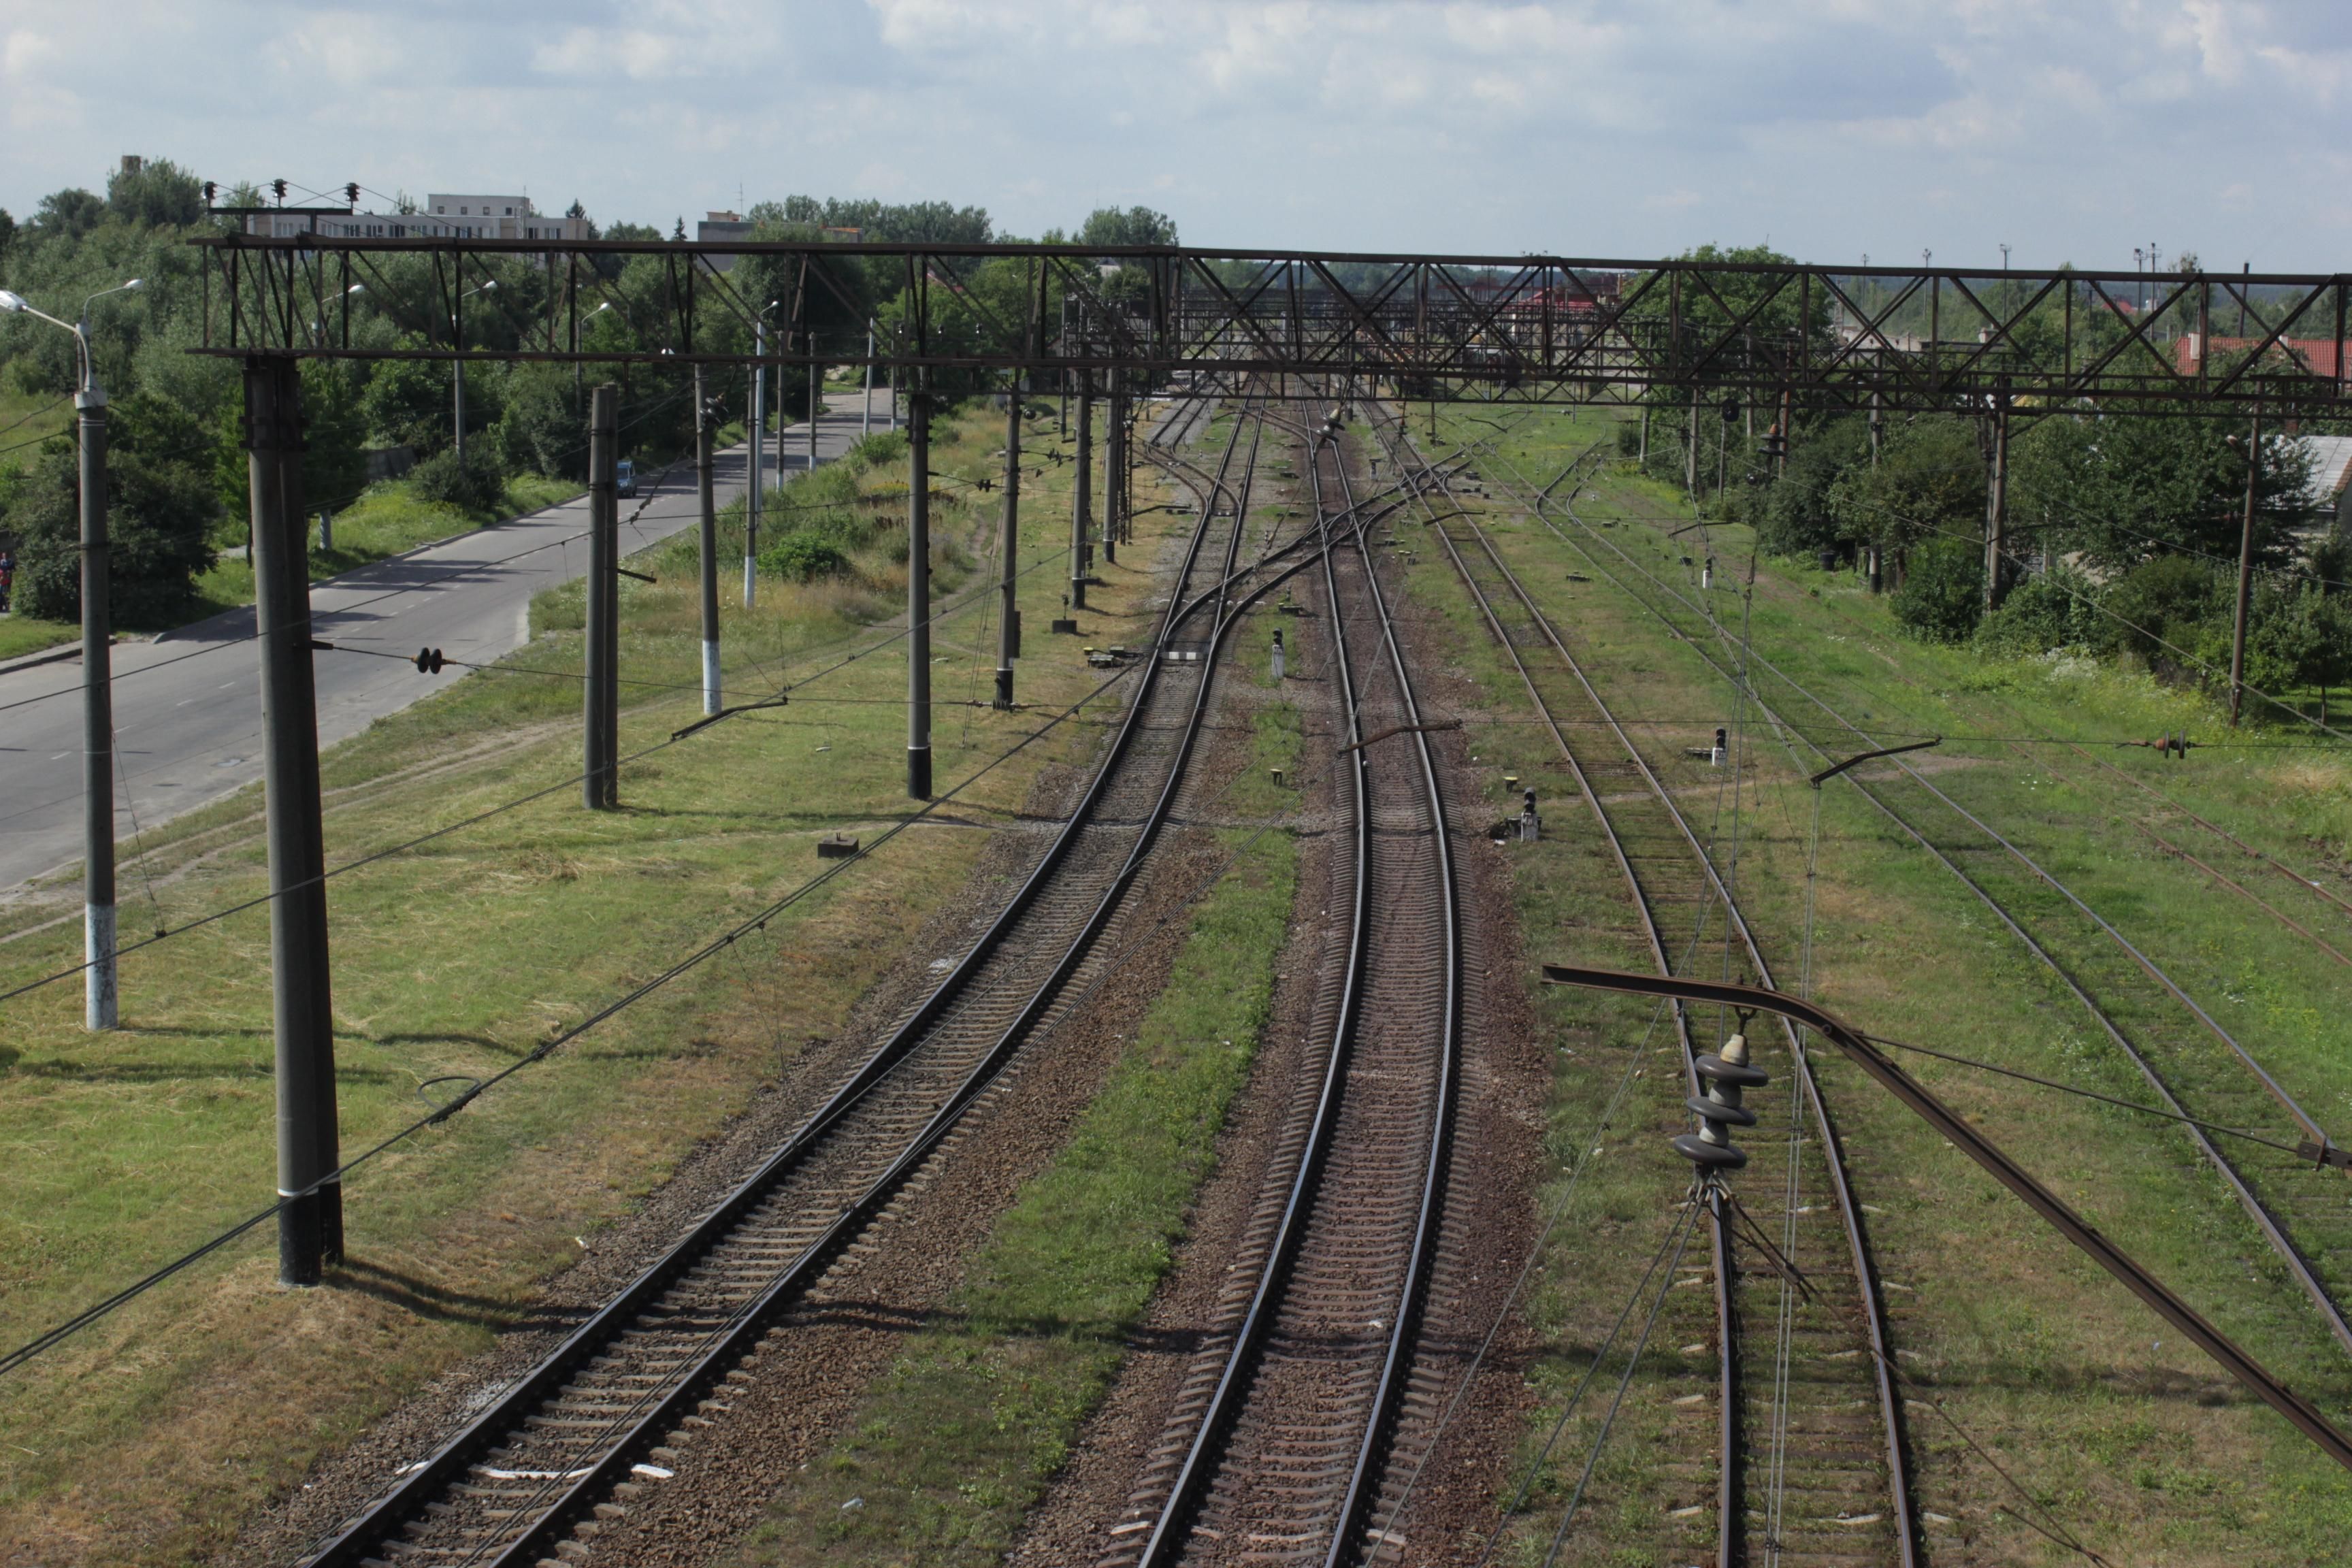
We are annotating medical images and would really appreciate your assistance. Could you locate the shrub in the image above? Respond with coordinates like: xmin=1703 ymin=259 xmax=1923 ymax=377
xmin=1975 ymin=566 xmax=2108 ymax=657
xmin=760 ymin=529 xmax=851 ymax=582
xmin=9 ymin=444 xmax=218 ymax=625
xmin=1889 ymin=535 xmax=1985 ymax=643
xmin=408 ymin=446 xmax=508 ymax=514
xmin=2101 ymin=555 xmax=2227 ymax=674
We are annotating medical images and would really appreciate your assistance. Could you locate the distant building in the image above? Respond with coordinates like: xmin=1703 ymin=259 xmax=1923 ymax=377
xmin=248 ymin=193 xmax=591 ymax=242
xmin=2287 ymin=434 xmax=2352 ymax=525
xmin=2174 ymin=333 xmax=2345 ymax=380
xmin=697 ymin=210 xmax=754 ymax=271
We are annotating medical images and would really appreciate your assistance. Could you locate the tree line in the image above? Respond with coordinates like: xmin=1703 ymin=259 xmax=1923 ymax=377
xmin=0 ymin=153 xmax=1175 ymax=628
xmin=1615 ymin=246 xmax=2352 ymax=715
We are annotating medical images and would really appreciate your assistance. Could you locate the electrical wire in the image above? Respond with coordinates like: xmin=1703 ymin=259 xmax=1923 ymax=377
xmin=0 ymin=653 xmax=1141 ymax=1379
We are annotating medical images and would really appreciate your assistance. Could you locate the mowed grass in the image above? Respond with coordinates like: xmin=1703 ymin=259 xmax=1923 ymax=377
xmin=191 ymin=471 xmax=584 ymax=619
xmin=1384 ymin=402 xmax=2352 ymax=1563
xmin=727 ymin=731 xmax=1300 ymax=1568
xmin=0 ymin=399 xmax=1179 ymax=1567
xmin=723 ymin=413 xmax=1306 ymax=1568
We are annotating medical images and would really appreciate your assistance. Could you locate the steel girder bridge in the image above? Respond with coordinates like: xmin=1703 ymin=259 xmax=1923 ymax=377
xmin=191 ymin=233 xmax=2352 ymax=416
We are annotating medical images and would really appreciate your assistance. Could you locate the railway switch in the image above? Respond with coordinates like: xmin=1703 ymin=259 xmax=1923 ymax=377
xmin=1676 ymin=1018 xmax=1767 ymax=1171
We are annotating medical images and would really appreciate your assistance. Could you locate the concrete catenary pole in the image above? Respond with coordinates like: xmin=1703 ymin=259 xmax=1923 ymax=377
xmin=246 ymin=356 xmax=342 ymax=1285
xmin=75 ymin=350 xmax=116 ymax=1031
xmin=996 ymin=380 xmax=1022 ymax=709
xmin=1984 ymin=390 xmax=2010 ymax=614
xmin=863 ymin=323 xmax=875 ymax=440
xmin=585 ymin=385 xmax=618 ymax=808
xmin=1072 ymin=376 xmax=1093 ymax=610
xmin=1102 ymin=388 xmax=1122 ymax=566
xmin=747 ymin=324 xmax=764 ymax=610
xmin=907 ymin=391 xmax=933 ymax=798
xmin=696 ymin=368 xmax=721 ymax=716
xmin=2230 ymin=410 xmax=2262 ymax=727
xmin=809 ymin=360 xmax=821 ymax=472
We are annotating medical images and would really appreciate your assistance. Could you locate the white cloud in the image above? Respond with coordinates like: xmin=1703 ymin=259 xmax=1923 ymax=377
xmin=0 ymin=1 xmax=2346 ymax=265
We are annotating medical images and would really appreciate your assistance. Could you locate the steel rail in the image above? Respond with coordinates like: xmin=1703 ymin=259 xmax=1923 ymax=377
xmin=1372 ymin=410 xmax=1916 ymax=1566
xmin=1322 ymin=425 xmax=1464 ymax=1568
xmin=1130 ymin=404 xmax=1461 ymax=1568
xmin=1539 ymin=965 xmax=2352 ymax=1476
xmin=1469 ymin=440 xmax=2352 ymax=1363
xmin=301 ymin=391 xmax=1274 ymax=1568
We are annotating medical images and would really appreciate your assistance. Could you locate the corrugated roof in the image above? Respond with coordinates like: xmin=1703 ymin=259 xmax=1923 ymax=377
xmin=2289 ymin=434 xmax=2352 ymax=504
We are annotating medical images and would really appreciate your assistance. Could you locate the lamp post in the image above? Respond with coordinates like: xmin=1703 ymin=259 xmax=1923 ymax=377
xmin=453 ymin=279 xmax=496 ymax=461
xmin=749 ymin=299 xmax=779 ymax=609
xmin=0 ymin=278 xmax=144 ymax=1030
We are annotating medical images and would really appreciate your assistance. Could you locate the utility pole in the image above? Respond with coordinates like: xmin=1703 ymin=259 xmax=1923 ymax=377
xmin=2230 ymin=410 xmax=2261 ymax=726
xmin=747 ymin=324 xmax=764 ymax=610
xmin=862 ymin=323 xmax=875 ymax=440
xmin=1984 ymin=389 xmax=2010 ymax=613
xmin=246 ymin=355 xmax=341 ymax=1286
xmin=1102 ymin=386 xmax=1121 ymax=566
xmin=996 ymin=379 xmax=1022 ymax=708
xmin=696 ymin=368 xmax=720 ymax=716
xmin=907 ymin=391 xmax=932 ymax=798
xmin=808 ymin=359 xmax=821 ymax=472
xmin=76 ymin=345 xmax=116 ymax=1031
xmin=1686 ymin=385 xmax=1700 ymax=498
xmin=585 ymin=385 xmax=618 ymax=808
xmin=1073 ymin=374 xmax=1094 ymax=610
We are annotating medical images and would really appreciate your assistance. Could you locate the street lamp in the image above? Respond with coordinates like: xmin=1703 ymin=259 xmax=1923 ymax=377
xmin=748 ymin=299 xmax=780 ymax=609
xmin=453 ymin=279 xmax=496 ymax=460
xmin=0 ymin=277 xmax=144 ymax=1030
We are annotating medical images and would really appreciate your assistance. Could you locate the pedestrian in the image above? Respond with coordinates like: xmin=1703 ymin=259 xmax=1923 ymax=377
xmin=0 ymin=547 xmax=15 ymax=615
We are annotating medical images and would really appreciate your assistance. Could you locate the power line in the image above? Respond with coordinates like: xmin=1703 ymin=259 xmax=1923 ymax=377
xmin=0 ymin=655 xmax=1141 ymax=1378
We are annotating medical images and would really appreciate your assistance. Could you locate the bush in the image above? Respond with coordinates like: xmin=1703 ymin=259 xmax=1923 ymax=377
xmin=760 ymin=529 xmax=851 ymax=582
xmin=1975 ymin=566 xmax=2108 ymax=657
xmin=10 ymin=444 xmax=218 ymax=625
xmin=1889 ymin=536 xmax=1985 ymax=643
xmin=2101 ymin=554 xmax=2227 ymax=674
xmin=408 ymin=446 xmax=508 ymax=514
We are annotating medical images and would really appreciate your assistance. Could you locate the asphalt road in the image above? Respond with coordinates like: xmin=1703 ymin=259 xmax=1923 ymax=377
xmin=0 ymin=389 xmax=895 ymax=895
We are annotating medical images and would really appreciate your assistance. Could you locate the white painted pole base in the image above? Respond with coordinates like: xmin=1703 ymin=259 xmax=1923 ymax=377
xmin=85 ymin=902 xmax=116 ymax=1031
xmin=702 ymin=640 xmax=721 ymax=717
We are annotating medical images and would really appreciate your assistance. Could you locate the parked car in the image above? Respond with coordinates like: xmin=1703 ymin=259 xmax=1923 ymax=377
xmin=616 ymin=458 xmax=637 ymax=497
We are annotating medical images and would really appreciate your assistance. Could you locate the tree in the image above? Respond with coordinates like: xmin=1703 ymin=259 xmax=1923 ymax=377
xmin=1079 ymin=206 xmax=1177 ymax=248
xmin=105 ymin=158 xmax=204 ymax=228
xmin=1757 ymin=414 xmax=1869 ymax=559
xmin=1826 ymin=415 xmax=1984 ymax=562
xmin=2010 ymin=412 xmax=2309 ymax=572
xmin=363 ymin=357 xmax=459 ymax=456
xmin=10 ymin=441 xmax=217 ymax=625
xmin=33 ymin=189 xmax=105 ymax=240
xmin=0 ymin=208 xmax=16 ymax=267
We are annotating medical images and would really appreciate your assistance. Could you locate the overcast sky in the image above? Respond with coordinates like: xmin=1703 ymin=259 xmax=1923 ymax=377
xmin=5 ymin=1 xmax=2349 ymax=272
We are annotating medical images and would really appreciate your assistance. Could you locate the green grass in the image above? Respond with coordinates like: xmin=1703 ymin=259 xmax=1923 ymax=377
xmin=0 ymin=614 xmax=79 ymax=662
xmin=190 ymin=472 xmax=582 ymax=619
xmin=0 ymin=399 xmax=1180 ymax=1567
xmin=1385 ymin=400 xmax=2352 ymax=1564
xmin=726 ymin=758 xmax=1298 ymax=1567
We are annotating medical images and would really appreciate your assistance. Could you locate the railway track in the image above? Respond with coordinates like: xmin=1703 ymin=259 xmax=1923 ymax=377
xmin=296 ymin=393 xmax=1313 ymax=1568
xmin=1367 ymin=408 xmax=1916 ymax=1566
xmin=1104 ymin=410 xmax=1463 ymax=1568
xmin=1451 ymin=428 xmax=2352 ymax=1374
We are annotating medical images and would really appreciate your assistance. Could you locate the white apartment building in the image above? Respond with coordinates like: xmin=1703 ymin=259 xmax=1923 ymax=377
xmin=250 ymin=193 xmax=591 ymax=242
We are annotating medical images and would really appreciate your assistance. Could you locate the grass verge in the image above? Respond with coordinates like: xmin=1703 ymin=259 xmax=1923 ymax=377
xmin=0 ymin=398 xmax=1175 ymax=1567
xmin=1388 ymin=399 xmax=2352 ymax=1563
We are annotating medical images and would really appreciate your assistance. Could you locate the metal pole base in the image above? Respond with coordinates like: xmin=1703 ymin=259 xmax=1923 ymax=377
xmin=85 ymin=902 xmax=116 ymax=1032
xmin=994 ymin=669 xmax=1014 ymax=709
xmin=702 ymin=640 xmax=721 ymax=717
xmin=278 ymin=1190 xmax=325 ymax=1288
xmin=1071 ymin=582 xmax=1088 ymax=610
xmin=908 ymin=745 xmax=932 ymax=801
